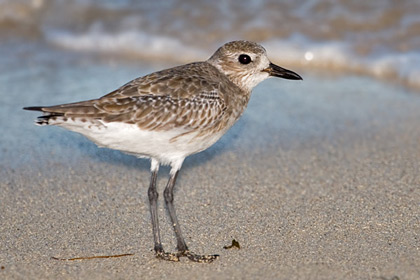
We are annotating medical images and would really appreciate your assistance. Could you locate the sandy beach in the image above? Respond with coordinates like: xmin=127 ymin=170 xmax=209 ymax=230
xmin=0 ymin=40 xmax=419 ymax=279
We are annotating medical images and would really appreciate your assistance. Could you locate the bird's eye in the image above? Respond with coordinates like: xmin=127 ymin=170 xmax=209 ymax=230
xmin=238 ymin=54 xmax=251 ymax=65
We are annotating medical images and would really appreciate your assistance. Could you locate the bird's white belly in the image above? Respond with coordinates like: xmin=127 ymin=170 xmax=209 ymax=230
xmin=58 ymin=119 xmax=224 ymax=165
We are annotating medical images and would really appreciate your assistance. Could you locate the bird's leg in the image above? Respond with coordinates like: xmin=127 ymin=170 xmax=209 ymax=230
xmin=148 ymin=159 xmax=179 ymax=262
xmin=163 ymin=167 xmax=219 ymax=263
xmin=163 ymin=170 xmax=188 ymax=252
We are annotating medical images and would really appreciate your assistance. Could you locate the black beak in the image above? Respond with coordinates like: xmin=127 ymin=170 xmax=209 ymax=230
xmin=263 ymin=63 xmax=302 ymax=80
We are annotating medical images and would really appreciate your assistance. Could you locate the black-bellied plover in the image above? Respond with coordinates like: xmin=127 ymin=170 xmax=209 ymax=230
xmin=24 ymin=40 xmax=302 ymax=263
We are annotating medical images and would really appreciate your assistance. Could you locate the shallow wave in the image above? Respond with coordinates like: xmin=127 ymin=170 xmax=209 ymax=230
xmin=45 ymin=28 xmax=420 ymax=91
xmin=264 ymin=36 xmax=420 ymax=91
xmin=46 ymin=29 xmax=207 ymax=62
xmin=1 ymin=0 xmax=420 ymax=90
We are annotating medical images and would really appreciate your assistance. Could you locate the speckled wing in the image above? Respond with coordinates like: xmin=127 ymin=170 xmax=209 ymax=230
xmin=102 ymin=62 xmax=226 ymax=99
xmin=34 ymin=62 xmax=229 ymax=132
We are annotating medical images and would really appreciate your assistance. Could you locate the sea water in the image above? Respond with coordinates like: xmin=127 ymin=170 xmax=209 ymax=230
xmin=0 ymin=0 xmax=419 ymax=170
xmin=0 ymin=0 xmax=419 ymax=89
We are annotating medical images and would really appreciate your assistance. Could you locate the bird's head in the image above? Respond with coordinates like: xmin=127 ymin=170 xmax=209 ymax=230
xmin=207 ymin=40 xmax=302 ymax=92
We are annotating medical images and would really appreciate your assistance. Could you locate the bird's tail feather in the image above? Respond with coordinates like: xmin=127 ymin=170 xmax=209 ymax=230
xmin=23 ymin=106 xmax=64 ymax=126
xmin=23 ymin=99 xmax=100 ymax=125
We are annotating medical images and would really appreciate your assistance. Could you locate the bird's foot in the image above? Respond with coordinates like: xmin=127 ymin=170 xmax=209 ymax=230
xmin=181 ymin=250 xmax=219 ymax=263
xmin=155 ymin=251 xmax=180 ymax=262
xmin=155 ymin=250 xmax=219 ymax=263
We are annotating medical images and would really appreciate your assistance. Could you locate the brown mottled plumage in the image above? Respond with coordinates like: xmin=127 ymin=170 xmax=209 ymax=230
xmin=31 ymin=62 xmax=242 ymax=135
xmin=24 ymin=40 xmax=302 ymax=263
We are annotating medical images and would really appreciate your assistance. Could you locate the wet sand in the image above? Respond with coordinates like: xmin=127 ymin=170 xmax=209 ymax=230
xmin=0 ymin=44 xmax=419 ymax=279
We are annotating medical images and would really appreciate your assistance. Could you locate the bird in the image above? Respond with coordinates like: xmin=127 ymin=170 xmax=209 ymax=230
xmin=24 ymin=40 xmax=302 ymax=263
